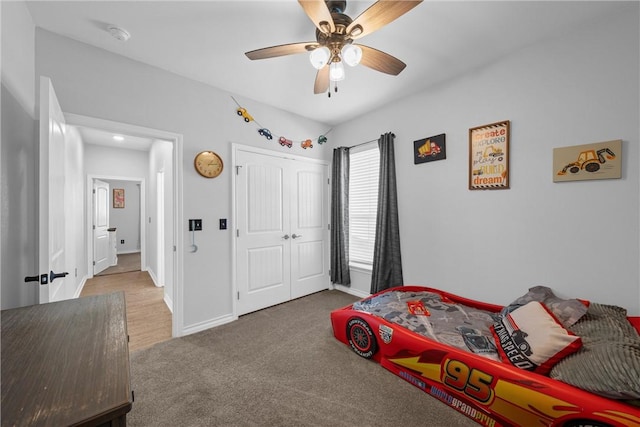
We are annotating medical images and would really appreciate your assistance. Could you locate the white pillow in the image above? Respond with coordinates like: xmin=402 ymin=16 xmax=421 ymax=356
xmin=491 ymin=301 xmax=582 ymax=374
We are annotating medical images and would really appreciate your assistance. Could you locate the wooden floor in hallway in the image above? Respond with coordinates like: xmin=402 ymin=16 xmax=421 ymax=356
xmin=81 ymin=270 xmax=172 ymax=352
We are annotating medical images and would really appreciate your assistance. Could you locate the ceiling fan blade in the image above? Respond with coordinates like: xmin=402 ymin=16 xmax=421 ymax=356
xmin=245 ymin=42 xmax=317 ymax=60
xmin=347 ymin=0 xmax=423 ymax=39
xmin=298 ymin=0 xmax=335 ymax=35
xmin=314 ymin=65 xmax=329 ymax=94
xmin=358 ymin=44 xmax=406 ymax=75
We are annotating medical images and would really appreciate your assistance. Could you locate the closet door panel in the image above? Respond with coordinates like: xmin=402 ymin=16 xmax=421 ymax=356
xmin=290 ymin=164 xmax=329 ymax=299
xmin=236 ymin=151 xmax=291 ymax=315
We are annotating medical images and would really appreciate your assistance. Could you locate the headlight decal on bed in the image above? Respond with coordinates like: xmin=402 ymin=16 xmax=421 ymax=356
xmin=378 ymin=324 xmax=393 ymax=344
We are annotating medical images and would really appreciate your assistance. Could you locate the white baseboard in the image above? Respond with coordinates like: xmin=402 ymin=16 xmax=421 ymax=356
xmin=74 ymin=276 xmax=88 ymax=298
xmin=164 ymin=294 xmax=174 ymax=314
xmin=181 ymin=314 xmax=237 ymax=337
xmin=332 ymin=284 xmax=370 ymax=299
xmin=117 ymin=250 xmax=141 ymax=255
xmin=147 ymin=268 xmax=164 ymax=288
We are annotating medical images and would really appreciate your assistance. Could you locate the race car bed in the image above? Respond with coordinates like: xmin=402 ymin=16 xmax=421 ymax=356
xmin=330 ymin=285 xmax=640 ymax=427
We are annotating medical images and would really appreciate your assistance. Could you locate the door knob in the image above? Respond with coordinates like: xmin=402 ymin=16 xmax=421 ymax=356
xmin=282 ymin=234 xmax=290 ymax=240
xmin=292 ymin=234 xmax=302 ymax=239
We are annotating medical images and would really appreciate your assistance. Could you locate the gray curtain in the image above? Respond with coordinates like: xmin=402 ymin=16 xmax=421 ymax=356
xmin=330 ymin=147 xmax=351 ymax=285
xmin=371 ymin=132 xmax=403 ymax=293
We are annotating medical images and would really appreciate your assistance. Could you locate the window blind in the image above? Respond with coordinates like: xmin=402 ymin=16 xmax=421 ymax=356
xmin=349 ymin=144 xmax=379 ymax=266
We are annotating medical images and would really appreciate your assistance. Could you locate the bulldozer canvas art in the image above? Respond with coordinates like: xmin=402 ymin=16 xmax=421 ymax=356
xmin=553 ymin=139 xmax=622 ymax=182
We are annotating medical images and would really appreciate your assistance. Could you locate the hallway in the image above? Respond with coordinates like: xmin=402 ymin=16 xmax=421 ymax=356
xmin=96 ymin=252 xmax=141 ymax=276
xmin=81 ymin=270 xmax=172 ymax=352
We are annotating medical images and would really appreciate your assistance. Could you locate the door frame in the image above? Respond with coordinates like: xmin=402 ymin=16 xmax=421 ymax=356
xmin=66 ymin=113 xmax=185 ymax=338
xmin=231 ymin=143 xmax=329 ymax=317
xmin=87 ymin=175 xmax=146 ymax=276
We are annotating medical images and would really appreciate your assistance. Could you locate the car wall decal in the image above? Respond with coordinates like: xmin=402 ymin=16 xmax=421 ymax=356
xmin=231 ymin=96 xmax=331 ymax=149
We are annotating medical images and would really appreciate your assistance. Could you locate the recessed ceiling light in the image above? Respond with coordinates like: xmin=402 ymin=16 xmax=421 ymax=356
xmin=113 ymin=135 xmax=125 ymax=141
xmin=107 ymin=25 xmax=131 ymax=42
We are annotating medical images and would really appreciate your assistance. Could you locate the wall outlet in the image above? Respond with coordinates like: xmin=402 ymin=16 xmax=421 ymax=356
xmin=219 ymin=219 xmax=227 ymax=230
xmin=120 ymin=239 xmax=125 ymax=244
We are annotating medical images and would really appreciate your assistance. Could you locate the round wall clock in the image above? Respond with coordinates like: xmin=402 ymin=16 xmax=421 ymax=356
xmin=194 ymin=150 xmax=224 ymax=178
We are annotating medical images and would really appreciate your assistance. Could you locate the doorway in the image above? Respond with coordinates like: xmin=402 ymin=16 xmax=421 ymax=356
xmin=92 ymin=178 xmax=143 ymax=277
xmin=66 ymin=113 xmax=184 ymax=337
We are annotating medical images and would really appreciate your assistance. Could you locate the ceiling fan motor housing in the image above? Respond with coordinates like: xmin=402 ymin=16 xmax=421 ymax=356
xmin=326 ymin=1 xmax=347 ymax=14
xmin=315 ymin=12 xmax=354 ymax=60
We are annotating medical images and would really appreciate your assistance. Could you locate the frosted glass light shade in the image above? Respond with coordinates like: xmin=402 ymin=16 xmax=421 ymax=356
xmin=309 ymin=47 xmax=331 ymax=69
xmin=341 ymin=44 xmax=362 ymax=67
xmin=329 ymin=62 xmax=345 ymax=81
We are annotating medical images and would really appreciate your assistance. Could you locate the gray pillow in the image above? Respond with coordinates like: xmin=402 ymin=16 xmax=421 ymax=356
xmin=501 ymin=286 xmax=588 ymax=328
xmin=549 ymin=302 xmax=640 ymax=400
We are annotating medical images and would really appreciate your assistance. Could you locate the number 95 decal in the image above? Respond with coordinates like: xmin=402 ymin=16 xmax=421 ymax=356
xmin=443 ymin=359 xmax=495 ymax=404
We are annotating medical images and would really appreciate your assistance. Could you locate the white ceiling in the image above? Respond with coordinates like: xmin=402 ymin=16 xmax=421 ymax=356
xmin=26 ymin=1 xmax=618 ymax=127
xmin=75 ymin=125 xmax=156 ymax=151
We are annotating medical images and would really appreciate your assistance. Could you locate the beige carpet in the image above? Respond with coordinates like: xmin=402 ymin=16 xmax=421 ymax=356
xmin=128 ymin=290 xmax=478 ymax=427
xmin=97 ymin=252 xmax=141 ymax=276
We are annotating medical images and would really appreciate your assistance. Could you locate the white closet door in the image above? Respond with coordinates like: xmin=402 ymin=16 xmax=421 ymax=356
xmin=236 ymin=150 xmax=291 ymax=315
xmin=290 ymin=161 xmax=329 ymax=299
xmin=235 ymin=148 xmax=329 ymax=315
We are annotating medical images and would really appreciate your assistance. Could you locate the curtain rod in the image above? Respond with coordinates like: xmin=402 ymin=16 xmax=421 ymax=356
xmin=345 ymin=138 xmax=377 ymax=149
xmin=340 ymin=133 xmax=395 ymax=150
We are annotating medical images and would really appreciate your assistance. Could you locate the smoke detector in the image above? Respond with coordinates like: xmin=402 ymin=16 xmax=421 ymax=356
xmin=107 ymin=25 xmax=131 ymax=42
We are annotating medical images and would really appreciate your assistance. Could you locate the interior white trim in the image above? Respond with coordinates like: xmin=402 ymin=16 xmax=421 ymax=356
xmin=86 ymin=175 xmax=146 ymax=277
xmin=65 ymin=113 xmax=185 ymax=338
xmin=230 ymin=142 xmax=330 ymax=318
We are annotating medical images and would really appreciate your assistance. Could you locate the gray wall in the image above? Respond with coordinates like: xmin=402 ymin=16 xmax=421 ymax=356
xmin=1 ymin=1 xmax=37 ymax=308
xmin=330 ymin=3 xmax=640 ymax=313
xmin=33 ymin=28 xmax=329 ymax=330
xmin=2 ymin=1 xmax=639 ymax=322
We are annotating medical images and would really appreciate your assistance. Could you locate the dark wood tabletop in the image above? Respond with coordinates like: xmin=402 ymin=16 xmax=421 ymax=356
xmin=1 ymin=292 xmax=132 ymax=426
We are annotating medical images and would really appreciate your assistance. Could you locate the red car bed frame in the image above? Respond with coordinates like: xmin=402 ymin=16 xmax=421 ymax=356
xmin=331 ymin=286 xmax=640 ymax=427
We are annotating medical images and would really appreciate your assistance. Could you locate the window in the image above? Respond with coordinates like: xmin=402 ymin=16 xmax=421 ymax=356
xmin=349 ymin=143 xmax=379 ymax=267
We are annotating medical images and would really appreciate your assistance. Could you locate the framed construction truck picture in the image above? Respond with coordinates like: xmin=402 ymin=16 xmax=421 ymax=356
xmin=553 ymin=140 xmax=622 ymax=182
xmin=469 ymin=120 xmax=510 ymax=190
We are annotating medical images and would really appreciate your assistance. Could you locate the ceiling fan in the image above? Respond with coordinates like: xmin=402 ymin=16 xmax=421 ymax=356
xmin=245 ymin=0 xmax=423 ymax=96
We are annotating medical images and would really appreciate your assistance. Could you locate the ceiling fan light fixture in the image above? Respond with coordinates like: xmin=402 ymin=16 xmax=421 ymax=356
xmin=341 ymin=44 xmax=362 ymax=67
xmin=309 ymin=46 xmax=331 ymax=70
xmin=329 ymin=61 xmax=345 ymax=82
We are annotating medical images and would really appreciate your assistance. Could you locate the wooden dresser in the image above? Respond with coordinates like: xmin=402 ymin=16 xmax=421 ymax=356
xmin=1 ymin=292 xmax=133 ymax=426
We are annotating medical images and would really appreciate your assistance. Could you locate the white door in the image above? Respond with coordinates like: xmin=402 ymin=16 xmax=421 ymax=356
xmin=93 ymin=179 xmax=110 ymax=275
xmin=236 ymin=150 xmax=291 ymax=315
xmin=290 ymin=161 xmax=329 ymax=298
xmin=235 ymin=148 xmax=329 ymax=315
xmin=38 ymin=77 xmax=67 ymax=303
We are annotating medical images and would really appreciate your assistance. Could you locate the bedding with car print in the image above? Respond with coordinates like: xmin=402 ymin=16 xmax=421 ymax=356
xmin=331 ymin=285 xmax=640 ymax=427
xmin=352 ymin=290 xmax=501 ymax=360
